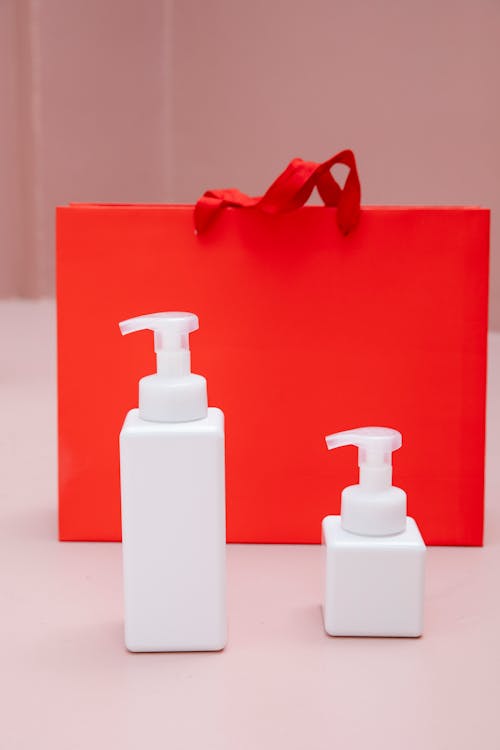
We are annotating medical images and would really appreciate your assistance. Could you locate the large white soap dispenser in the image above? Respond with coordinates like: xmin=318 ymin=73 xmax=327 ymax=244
xmin=119 ymin=311 xmax=226 ymax=652
xmin=322 ymin=427 xmax=425 ymax=637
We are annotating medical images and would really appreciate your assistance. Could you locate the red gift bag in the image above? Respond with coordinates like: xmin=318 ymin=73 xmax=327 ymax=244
xmin=57 ymin=150 xmax=489 ymax=544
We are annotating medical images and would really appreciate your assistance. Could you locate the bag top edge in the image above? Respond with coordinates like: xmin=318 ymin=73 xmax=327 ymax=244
xmin=57 ymin=203 xmax=490 ymax=212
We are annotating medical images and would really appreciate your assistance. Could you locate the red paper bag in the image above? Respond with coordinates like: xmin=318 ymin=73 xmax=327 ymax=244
xmin=57 ymin=151 xmax=489 ymax=544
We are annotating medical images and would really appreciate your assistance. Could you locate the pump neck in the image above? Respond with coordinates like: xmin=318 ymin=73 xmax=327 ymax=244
xmin=156 ymin=349 xmax=191 ymax=378
xmin=359 ymin=464 xmax=392 ymax=491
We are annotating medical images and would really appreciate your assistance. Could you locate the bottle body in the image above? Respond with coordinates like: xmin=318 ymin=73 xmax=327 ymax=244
xmin=322 ymin=515 xmax=425 ymax=637
xmin=120 ymin=407 xmax=226 ymax=652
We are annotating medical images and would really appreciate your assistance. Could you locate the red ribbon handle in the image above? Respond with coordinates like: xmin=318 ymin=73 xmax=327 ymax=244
xmin=194 ymin=149 xmax=361 ymax=236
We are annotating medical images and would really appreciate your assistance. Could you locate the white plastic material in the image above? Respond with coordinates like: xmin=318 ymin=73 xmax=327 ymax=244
xmin=325 ymin=426 xmax=405 ymax=536
xmin=119 ymin=312 xmax=207 ymax=422
xmin=120 ymin=409 xmax=226 ymax=652
xmin=322 ymin=426 xmax=426 ymax=637
xmin=322 ymin=516 xmax=425 ymax=637
xmin=119 ymin=311 xmax=226 ymax=652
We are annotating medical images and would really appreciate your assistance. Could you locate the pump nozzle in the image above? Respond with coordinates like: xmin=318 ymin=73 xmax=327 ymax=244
xmin=325 ymin=427 xmax=401 ymax=491
xmin=325 ymin=427 xmax=406 ymax=535
xmin=326 ymin=427 xmax=401 ymax=474
xmin=120 ymin=312 xmax=199 ymax=378
xmin=119 ymin=311 xmax=207 ymax=422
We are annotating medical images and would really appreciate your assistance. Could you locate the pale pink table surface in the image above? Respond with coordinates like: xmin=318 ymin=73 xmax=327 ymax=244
xmin=1 ymin=300 xmax=499 ymax=750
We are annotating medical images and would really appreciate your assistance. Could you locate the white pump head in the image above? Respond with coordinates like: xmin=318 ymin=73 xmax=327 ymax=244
xmin=325 ymin=427 xmax=406 ymax=536
xmin=325 ymin=427 xmax=401 ymax=491
xmin=120 ymin=312 xmax=208 ymax=423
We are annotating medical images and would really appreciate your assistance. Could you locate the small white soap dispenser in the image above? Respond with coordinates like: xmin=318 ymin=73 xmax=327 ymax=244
xmin=322 ymin=427 xmax=425 ymax=637
xmin=119 ymin=312 xmax=226 ymax=652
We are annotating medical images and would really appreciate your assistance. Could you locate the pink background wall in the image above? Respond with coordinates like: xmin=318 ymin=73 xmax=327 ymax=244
xmin=1 ymin=0 xmax=499 ymax=327
xmin=0 ymin=0 xmax=173 ymax=296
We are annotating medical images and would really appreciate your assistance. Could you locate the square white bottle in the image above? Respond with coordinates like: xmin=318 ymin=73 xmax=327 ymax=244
xmin=322 ymin=427 xmax=425 ymax=637
xmin=119 ymin=312 xmax=226 ymax=652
